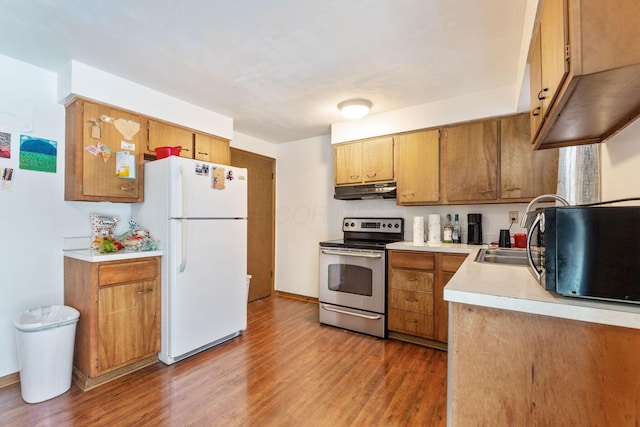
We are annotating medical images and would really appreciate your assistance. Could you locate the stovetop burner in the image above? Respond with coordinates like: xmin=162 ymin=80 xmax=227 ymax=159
xmin=319 ymin=217 xmax=404 ymax=250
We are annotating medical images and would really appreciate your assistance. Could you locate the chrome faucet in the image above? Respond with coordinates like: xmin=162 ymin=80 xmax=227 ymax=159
xmin=519 ymin=194 xmax=571 ymax=228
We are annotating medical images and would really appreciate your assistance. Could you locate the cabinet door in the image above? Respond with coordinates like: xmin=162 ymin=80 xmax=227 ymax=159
xmin=97 ymin=280 xmax=160 ymax=374
xmin=443 ymin=120 xmax=498 ymax=203
xmin=434 ymin=254 xmax=467 ymax=343
xmin=148 ymin=120 xmax=194 ymax=158
xmin=334 ymin=142 xmax=363 ymax=185
xmin=539 ymin=0 xmax=569 ymax=117
xmin=395 ymin=130 xmax=440 ymax=205
xmin=362 ymin=137 xmax=394 ymax=183
xmin=194 ymin=133 xmax=230 ymax=164
xmin=500 ymin=114 xmax=559 ymax=200
xmin=529 ymin=26 xmax=544 ymax=139
xmin=81 ymin=102 xmax=143 ymax=200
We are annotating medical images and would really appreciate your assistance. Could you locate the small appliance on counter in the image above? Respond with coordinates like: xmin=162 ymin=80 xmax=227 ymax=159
xmin=526 ymin=204 xmax=640 ymax=304
xmin=467 ymin=213 xmax=483 ymax=244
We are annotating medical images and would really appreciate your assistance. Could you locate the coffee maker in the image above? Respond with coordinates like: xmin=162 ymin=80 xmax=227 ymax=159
xmin=467 ymin=213 xmax=483 ymax=244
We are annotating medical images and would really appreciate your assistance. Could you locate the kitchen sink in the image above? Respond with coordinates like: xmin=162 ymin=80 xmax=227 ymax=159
xmin=475 ymin=247 xmax=538 ymax=267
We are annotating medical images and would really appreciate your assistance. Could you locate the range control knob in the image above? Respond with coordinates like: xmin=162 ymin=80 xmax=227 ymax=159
xmin=394 ymin=223 xmax=400 ymax=228
xmin=350 ymin=222 xmax=355 ymax=227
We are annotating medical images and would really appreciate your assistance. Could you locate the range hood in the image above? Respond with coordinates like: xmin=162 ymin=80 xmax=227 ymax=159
xmin=334 ymin=182 xmax=397 ymax=200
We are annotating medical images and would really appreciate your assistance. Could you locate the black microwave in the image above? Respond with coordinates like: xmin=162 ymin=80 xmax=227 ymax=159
xmin=526 ymin=206 xmax=640 ymax=304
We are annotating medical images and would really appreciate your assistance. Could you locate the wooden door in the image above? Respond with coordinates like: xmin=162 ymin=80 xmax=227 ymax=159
xmin=529 ymin=26 xmax=544 ymax=139
xmin=500 ymin=113 xmax=559 ymax=200
xmin=443 ymin=120 xmax=498 ymax=203
xmin=97 ymin=279 xmax=160 ymax=373
xmin=540 ymin=0 xmax=568 ymax=117
xmin=147 ymin=120 xmax=194 ymax=158
xmin=194 ymin=133 xmax=230 ymax=164
xmin=395 ymin=130 xmax=440 ymax=205
xmin=334 ymin=142 xmax=362 ymax=185
xmin=230 ymin=148 xmax=275 ymax=302
xmin=362 ymin=137 xmax=394 ymax=182
xmin=81 ymin=101 xmax=143 ymax=199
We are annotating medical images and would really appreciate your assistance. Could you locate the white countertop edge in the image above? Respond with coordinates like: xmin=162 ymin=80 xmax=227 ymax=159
xmin=386 ymin=241 xmax=478 ymax=254
xmin=64 ymin=249 xmax=164 ymax=262
xmin=444 ymin=288 xmax=640 ymax=330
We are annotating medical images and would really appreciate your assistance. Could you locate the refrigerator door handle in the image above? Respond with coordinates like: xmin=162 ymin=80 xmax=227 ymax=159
xmin=179 ymin=164 xmax=188 ymax=217
xmin=179 ymin=219 xmax=187 ymax=272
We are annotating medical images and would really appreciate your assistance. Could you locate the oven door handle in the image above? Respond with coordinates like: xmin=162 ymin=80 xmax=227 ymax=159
xmin=320 ymin=249 xmax=382 ymax=258
xmin=320 ymin=304 xmax=383 ymax=320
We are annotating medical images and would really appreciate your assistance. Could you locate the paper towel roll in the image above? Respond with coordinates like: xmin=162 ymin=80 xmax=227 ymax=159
xmin=413 ymin=216 xmax=424 ymax=244
xmin=428 ymin=214 xmax=441 ymax=243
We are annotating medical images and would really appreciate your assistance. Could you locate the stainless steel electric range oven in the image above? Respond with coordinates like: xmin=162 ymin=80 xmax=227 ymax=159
xmin=319 ymin=217 xmax=404 ymax=338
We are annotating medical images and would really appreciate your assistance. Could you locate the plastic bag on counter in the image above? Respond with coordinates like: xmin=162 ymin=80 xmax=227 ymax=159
xmin=116 ymin=220 xmax=158 ymax=252
xmin=91 ymin=214 xmax=120 ymax=251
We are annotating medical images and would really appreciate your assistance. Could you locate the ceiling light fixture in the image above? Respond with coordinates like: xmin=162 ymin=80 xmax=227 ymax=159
xmin=338 ymin=98 xmax=373 ymax=120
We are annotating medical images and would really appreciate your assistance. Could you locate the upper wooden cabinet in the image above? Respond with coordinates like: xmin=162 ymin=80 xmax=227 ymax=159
xmin=147 ymin=120 xmax=194 ymax=159
xmin=146 ymin=120 xmax=230 ymax=164
xmin=394 ymin=129 xmax=440 ymax=205
xmin=500 ymin=114 xmax=559 ymax=200
xmin=65 ymin=98 xmax=144 ymax=203
xmin=442 ymin=120 xmax=498 ymax=203
xmin=334 ymin=137 xmax=394 ymax=185
xmin=194 ymin=132 xmax=230 ymax=165
xmin=530 ymin=0 xmax=640 ymax=149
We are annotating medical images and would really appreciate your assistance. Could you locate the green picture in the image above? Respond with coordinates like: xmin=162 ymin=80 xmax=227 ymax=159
xmin=19 ymin=135 xmax=57 ymax=173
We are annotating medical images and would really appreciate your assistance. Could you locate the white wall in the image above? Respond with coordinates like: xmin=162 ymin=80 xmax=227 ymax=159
xmin=231 ymin=131 xmax=278 ymax=159
xmin=0 ymin=54 xmax=131 ymax=377
xmin=601 ymin=119 xmax=640 ymax=202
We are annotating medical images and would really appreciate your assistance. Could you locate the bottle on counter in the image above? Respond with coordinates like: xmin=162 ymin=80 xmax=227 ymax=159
xmin=443 ymin=214 xmax=453 ymax=243
xmin=452 ymin=213 xmax=462 ymax=244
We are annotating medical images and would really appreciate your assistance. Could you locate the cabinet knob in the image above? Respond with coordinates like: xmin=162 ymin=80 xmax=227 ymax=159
xmin=137 ymin=288 xmax=153 ymax=295
xmin=120 ymin=186 xmax=136 ymax=192
xmin=403 ymin=191 xmax=415 ymax=199
xmin=405 ymin=298 xmax=419 ymax=302
xmin=350 ymin=175 xmax=360 ymax=179
xmin=532 ymin=107 xmax=542 ymax=117
xmin=406 ymin=276 xmax=418 ymax=281
xmin=197 ymin=151 xmax=209 ymax=156
xmin=405 ymin=319 xmax=419 ymax=323
xmin=366 ymin=172 xmax=377 ymax=178
xmin=478 ymin=190 xmax=493 ymax=194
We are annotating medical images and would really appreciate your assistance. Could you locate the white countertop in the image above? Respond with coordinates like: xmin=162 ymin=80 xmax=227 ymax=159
xmin=64 ymin=249 xmax=163 ymax=262
xmin=387 ymin=242 xmax=640 ymax=330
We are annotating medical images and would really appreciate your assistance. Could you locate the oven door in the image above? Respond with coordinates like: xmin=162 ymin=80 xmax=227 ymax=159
xmin=318 ymin=246 xmax=385 ymax=314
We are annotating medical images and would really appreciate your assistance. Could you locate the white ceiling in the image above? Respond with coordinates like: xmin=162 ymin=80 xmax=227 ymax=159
xmin=0 ymin=0 xmax=530 ymax=143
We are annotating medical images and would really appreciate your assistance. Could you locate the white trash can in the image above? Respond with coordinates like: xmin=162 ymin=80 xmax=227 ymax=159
xmin=13 ymin=305 xmax=80 ymax=403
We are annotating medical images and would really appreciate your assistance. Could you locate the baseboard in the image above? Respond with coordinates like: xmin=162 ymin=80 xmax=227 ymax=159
xmin=0 ymin=372 xmax=20 ymax=389
xmin=388 ymin=331 xmax=448 ymax=351
xmin=72 ymin=355 xmax=159 ymax=391
xmin=275 ymin=291 xmax=318 ymax=304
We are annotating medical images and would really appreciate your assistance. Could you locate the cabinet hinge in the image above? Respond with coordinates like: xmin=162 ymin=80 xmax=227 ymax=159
xmin=95 ymin=358 xmax=99 ymax=369
xmin=270 ymin=270 xmax=273 ymax=278
xmin=565 ymin=44 xmax=570 ymax=61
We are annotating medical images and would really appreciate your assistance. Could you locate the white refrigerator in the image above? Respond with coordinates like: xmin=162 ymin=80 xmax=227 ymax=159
xmin=132 ymin=156 xmax=248 ymax=365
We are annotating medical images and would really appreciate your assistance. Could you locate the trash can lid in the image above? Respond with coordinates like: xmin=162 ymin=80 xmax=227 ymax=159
xmin=13 ymin=305 xmax=80 ymax=332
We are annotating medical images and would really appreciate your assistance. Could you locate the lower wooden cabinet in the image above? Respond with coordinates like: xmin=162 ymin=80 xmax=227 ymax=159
xmin=64 ymin=256 xmax=160 ymax=390
xmin=387 ymin=250 xmax=467 ymax=348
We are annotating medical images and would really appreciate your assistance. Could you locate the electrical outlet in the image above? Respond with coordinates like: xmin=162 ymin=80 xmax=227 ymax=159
xmin=509 ymin=211 xmax=518 ymax=224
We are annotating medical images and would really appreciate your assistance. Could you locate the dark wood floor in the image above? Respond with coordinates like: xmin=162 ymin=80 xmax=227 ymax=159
xmin=0 ymin=296 xmax=448 ymax=426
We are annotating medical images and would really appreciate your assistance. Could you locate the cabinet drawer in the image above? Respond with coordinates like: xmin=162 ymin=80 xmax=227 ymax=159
xmin=389 ymin=251 xmax=435 ymax=270
xmin=99 ymin=258 xmax=158 ymax=286
xmin=388 ymin=308 xmax=433 ymax=337
xmin=442 ymin=254 xmax=467 ymax=273
xmin=390 ymin=268 xmax=434 ymax=292
xmin=389 ymin=289 xmax=432 ymax=314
